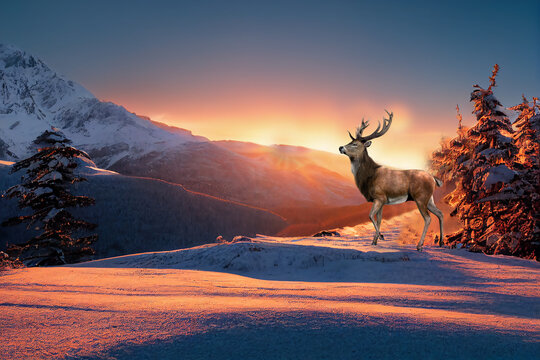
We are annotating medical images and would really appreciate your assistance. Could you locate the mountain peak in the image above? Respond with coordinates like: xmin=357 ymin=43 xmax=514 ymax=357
xmin=0 ymin=43 xmax=95 ymax=117
xmin=0 ymin=44 xmax=202 ymax=163
xmin=0 ymin=43 xmax=46 ymax=70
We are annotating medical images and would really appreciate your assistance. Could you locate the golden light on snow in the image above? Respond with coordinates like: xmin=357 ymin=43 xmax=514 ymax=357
xmin=1 ymin=253 xmax=539 ymax=359
xmin=1 ymin=213 xmax=538 ymax=358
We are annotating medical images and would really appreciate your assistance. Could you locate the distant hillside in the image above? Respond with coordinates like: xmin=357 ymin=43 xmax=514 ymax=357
xmin=215 ymin=141 xmax=354 ymax=180
xmin=0 ymin=163 xmax=287 ymax=259
xmin=0 ymin=43 xmax=362 ymax=211
xmin=111 ymin=140 xmax=362 ymax=211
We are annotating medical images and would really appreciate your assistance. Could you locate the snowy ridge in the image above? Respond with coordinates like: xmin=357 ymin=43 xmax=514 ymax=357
xmin=77 ymin=239 xmax=415 ymax=274
xmin=74 ymin=220 xmax=426 ymax=282
xmin=72 ymin=210 xmax=539 ymax=285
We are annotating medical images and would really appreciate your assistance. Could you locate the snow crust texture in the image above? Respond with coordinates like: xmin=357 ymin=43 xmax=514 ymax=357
xmin=1 ymin=228 xmax=538 ymax=360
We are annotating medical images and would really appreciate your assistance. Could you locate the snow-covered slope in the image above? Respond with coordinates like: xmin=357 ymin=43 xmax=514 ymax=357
xmin=0 ymin=44 xmax=202 ymax=166
xmin=0 ymin=161 xmax=287 ymax=258
xmin=2 ymin=234 xmax=538 ymax=360
xmin=2 ymin=208 xmax=538 ymax=359
xmin=79 ymin=240 xmax=414 ymax=276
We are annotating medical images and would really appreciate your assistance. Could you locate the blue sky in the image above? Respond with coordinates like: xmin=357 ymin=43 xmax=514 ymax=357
xmin=1 ymin=0 xmax=538 ymax=167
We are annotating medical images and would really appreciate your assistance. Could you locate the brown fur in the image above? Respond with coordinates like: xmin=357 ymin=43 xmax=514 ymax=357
xmin=340 ymin=135 xmax=444 ymax=251
xmin=353 ymin=151 xmax=380 ymax=201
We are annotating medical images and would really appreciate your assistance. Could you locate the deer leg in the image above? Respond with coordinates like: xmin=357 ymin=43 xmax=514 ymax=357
xmin=369 ymin=200 xmax=384 ymax=245
xmin=427 ymin=196 xmax=444 ymax=246
xmin=415 ymin=201 xmax=431 ymax=251
xmin=376 ymin=206 xmax=385 ymax=241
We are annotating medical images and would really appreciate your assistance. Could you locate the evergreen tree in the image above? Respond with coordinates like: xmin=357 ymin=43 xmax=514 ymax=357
xmin=430 ymin=104 xmax=470 ymax=185
xmin=2 ymin=129 xmax=97 ymax=266
xmin=509 ymin=95 xmax=540 ymax=166
xmin=457 ymin=65 xmax=518 ymax=224
xmin=507 ymin=96 xmax=540 ymax=254
xmin=432 ymin=65 xmax=539 ymax=259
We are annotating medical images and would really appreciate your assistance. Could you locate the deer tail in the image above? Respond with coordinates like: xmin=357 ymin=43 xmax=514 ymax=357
xmin=433 ymin=176 xmax=443 ymax=187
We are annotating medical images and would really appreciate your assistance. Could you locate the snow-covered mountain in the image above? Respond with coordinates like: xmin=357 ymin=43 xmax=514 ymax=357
xmin=0 ymin=43 xmax=362 ymax=211
xmin=0 ymin=44 xmax=203 ymax=167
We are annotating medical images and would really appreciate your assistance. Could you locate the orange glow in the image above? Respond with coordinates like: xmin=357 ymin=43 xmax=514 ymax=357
xmin=98 ymin=89 xmax=452 ymax=170
xmin=95 ymin=62 xmax=464 ymax=172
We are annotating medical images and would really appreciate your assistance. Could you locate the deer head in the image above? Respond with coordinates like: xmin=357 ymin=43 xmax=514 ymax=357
xmin=339 ymin=110 xmax=393 ymax=158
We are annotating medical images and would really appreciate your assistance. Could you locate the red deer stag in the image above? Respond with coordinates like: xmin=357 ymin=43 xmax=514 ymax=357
xmin=339 ymin=110 xmax=443 ymax=251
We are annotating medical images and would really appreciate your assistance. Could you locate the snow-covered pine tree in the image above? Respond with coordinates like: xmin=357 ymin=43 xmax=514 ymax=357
xmin=2 ymin=129 xmax=97 ymax=266
xmin=434 ymin=65 xmax=538 ymax=259
xmin=507 ymin=96 xmax=540 ymax=256
xmin=450 ymin=65 xmax=518 ymax=252
xmin=509 ymin=95 xmax=540 ymax=166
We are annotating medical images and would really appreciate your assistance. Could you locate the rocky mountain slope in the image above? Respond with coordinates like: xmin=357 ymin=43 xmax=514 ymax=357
xmin=0 ymin=44 xmax=201 ymax=167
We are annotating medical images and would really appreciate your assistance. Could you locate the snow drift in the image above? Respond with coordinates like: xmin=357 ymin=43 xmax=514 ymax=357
xmin=75 ymin=237 xmax=417 ymax=279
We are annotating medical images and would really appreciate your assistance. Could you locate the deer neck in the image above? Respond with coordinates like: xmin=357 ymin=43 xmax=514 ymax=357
xmin=350 ymin=151 xmax=380 ymax=201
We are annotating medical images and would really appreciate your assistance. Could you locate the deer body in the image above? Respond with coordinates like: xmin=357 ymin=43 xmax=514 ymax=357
xmin=340 ymin=111 xmax=443 ymax=251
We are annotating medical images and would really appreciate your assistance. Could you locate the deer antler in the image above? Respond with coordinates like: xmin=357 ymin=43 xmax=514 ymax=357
xmin=355 ymin=118 xmax=370 ymax=139
xmin=358 ymin=110 xmax=393 ymax=141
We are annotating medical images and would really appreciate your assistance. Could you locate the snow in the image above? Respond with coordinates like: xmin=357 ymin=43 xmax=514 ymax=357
xmin=43 ymin=208 xmax=60 ymax=221
xmin=483 ymin=164 xmax=516 ymax=187
xmin=33 ymin=187 xmax=53 ymax=196
xmin=39 ymin=170 xmax=62 ymax=181
xmin=1 ymin=218 xmax=538 ymax=359
xmin=78 ymin=239 xmax=415 ymax=278
xmin=479 ymin=148 xmax=505 ymax=158
xmin=496 ymin=133 xmax=513 ymax=143
xmin=0 ymin=43 xmax=203 ymax=165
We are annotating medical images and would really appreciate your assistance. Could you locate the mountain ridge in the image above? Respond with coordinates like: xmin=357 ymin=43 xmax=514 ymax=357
xmin=0 ymin=43 xmax=362 ymax=211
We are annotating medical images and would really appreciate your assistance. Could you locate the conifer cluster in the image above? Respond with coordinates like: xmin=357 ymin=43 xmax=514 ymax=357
xmin=431 ymin=65 xmax=539 ymax=259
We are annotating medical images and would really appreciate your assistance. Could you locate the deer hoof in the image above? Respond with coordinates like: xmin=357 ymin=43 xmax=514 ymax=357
xmin=416 ymin=246 xmax=423 ymax=252
xmin=379 ymin=234 xmax=385 ymax=241
xmin=371 ymin=241 xmax=377 ymax=245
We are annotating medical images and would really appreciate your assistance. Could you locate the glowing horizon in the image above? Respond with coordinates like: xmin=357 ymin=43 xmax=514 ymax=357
xmin=1 ymin=0 xmax=537 ymax=172
xmin=105 ymin=94 xmax=466 ymax=170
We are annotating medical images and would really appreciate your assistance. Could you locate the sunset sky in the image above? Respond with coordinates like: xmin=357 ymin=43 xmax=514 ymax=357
xmin=1 ymin=0 xmax=539 ymax=169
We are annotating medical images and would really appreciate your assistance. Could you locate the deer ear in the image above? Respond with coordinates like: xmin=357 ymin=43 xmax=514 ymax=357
xmin=364 ymin=140 xmax=372 ymax=147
